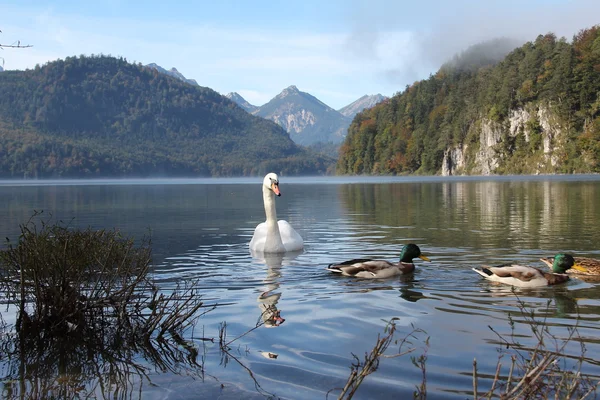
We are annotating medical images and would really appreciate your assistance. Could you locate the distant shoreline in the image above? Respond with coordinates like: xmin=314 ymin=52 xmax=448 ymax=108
xmin=1 ymin=173 xmax=599 ymax=187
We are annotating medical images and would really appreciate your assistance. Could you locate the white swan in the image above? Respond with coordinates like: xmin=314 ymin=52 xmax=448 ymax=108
xmin=249 ymin=173 xmax=304 ymax=253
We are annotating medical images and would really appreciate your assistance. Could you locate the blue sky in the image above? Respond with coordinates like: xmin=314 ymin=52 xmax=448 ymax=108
xmin=1 ymin=0 xmax=598 ymax=109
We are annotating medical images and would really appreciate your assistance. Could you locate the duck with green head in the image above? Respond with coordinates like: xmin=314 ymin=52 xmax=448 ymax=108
xmin=326 ymin=243 xmax=430 ymax=278
xmin=540 ymin=255 xmax=600 ymax=278
xmin=472 ymin=253 xmax=587 ymax=287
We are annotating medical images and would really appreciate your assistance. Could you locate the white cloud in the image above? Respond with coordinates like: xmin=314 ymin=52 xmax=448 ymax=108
xmin=343 ymin=0 xmax=600 ymax=89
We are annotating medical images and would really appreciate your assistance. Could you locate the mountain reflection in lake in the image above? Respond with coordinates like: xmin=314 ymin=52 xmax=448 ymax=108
xmin=1 ymin=176 xmax=600 ymax=399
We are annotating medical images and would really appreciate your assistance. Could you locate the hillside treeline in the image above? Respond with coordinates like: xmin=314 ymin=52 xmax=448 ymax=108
xmin=338 ymin=26 xmax=600 ymax=175
xmin=0 ymin=55 xmax=333 ymax=178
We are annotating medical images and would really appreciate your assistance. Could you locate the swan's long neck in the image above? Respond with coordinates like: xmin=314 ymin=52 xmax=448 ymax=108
xmin=263 ymin=185 xmax=285 ymax=252
xmin=263 ymin=185 xmax=278 ymax=224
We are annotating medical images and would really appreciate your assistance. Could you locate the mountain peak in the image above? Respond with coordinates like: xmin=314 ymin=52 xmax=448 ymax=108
xmin=256 ymin=86 xmax=350 ymax=146
xmin=277 ymin=85 xmax=301 ymax=98
xmin=0 ymin=55 xmax=330 ymax=177
xmin=338 ymin=94 xmax=388 ymax=118
xmin=145 ymin=63 xmax=199 ymax=86
xmin=225 ymin=92 xmax=258 ymax=113
xmin=225 ymin=87 xmax=388 ymax=148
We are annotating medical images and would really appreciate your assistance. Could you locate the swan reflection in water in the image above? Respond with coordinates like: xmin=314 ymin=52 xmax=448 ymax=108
xmin=251 ymin=250 xmax=302 ymax=328
xmin=258 ymin=291 xmax=285 ymax=327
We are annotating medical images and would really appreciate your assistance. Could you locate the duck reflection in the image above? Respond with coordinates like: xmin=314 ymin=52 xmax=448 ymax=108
xmin=399 ymin=283 xmax=427 ymax=303
xmin=251 ymin=250 xmax=302 ymax=328
xmin=553 ymin=291 xmax=579 ymax=316
xmin=480 ymin=284 xmax=584 ymax=318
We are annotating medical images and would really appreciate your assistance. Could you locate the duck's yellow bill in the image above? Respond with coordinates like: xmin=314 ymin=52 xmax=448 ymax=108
xmin=571 ymin=263 xmax=588 ymax=272
xmin=419 ymin=255 xmax=431 ymax=262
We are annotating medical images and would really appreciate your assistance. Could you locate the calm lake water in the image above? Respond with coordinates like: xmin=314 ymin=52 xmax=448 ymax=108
xmin=1 ymin=175 xmax=600 ymax=399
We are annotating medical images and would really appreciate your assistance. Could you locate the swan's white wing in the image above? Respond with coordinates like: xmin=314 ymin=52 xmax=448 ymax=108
xmin=277 ymin=220 xmax=304 ymax=251
xmin=249 ymin=222 xmax=268 ymax=251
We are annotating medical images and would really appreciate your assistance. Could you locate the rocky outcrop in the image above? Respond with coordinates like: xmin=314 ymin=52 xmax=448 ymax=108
xmin=475 ymin=119 xmax=503 ymax=175
xmin=441 ymin=105 xmax=563 ymax=176
xmin=509 ymin=108 xmax=531 ymax=140
xmin=537 ymin=107 xmax=560 ymax=166
xmin=441 ymin=146 xmax=467 ymax=176
xmin=275 ymin=109 xmax=316 ymax=133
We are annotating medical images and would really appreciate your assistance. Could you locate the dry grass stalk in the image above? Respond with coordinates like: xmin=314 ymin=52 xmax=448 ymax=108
xmin=216 ymin=321 xmax=277 ymax=398
xmin=0 ymin=214 xmax=212 ymax=399
xmin=330 ymin=318 xmax=428 ymax=400
xmin=0 ymin=214 xmax=209 ymax=341
xmin=473 ymin=296 xmax=599 ymax=400
xmin=331 ymin=296 xmax=598 ymax=400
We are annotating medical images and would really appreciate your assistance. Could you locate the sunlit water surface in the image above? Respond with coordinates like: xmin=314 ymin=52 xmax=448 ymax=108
xmin=1 ymin=175 xmax=600 ymax=399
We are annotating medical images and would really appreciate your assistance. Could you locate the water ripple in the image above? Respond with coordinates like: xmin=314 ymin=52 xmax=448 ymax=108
xmin=6 ymin=179 xmax=599 ymax=398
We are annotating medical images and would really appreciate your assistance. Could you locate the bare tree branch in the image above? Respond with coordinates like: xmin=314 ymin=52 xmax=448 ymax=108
xmin=0 ymin=43 xmax=33 ymax=49
xmin=0 ymin=30 xmax=33 ymax=49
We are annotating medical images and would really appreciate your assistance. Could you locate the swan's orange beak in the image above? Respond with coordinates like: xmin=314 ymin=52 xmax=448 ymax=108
xmin=272 ymin=182 xmax=281 ymax=196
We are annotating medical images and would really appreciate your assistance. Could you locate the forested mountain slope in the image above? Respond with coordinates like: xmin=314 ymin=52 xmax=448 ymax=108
xmin=0 ymin=55 xmax=333 ymax=178
xmin=337 ymin=27 xmax=600 ymax=175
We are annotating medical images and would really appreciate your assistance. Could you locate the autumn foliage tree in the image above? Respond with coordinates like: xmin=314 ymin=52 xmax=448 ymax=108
xmin=337 ymin=26 xmax=600 ymax=175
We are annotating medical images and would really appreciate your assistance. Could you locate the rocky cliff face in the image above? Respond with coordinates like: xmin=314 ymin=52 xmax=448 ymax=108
xmin=441 ymin=105 xmax=563 ymax=176
xmin=441 ymin=146 xmax=468 ymax=176
xmin=272 ymin=107 xmax=317 ymax=134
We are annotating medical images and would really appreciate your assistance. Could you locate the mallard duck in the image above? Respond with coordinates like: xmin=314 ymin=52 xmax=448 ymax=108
xmin=472 ymin=254 xmax=587 ymax=288
xmin=326 ymin=243 xmax=430 ymax=278
xmin=540 ymin=255 xmax=600 ymax=276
